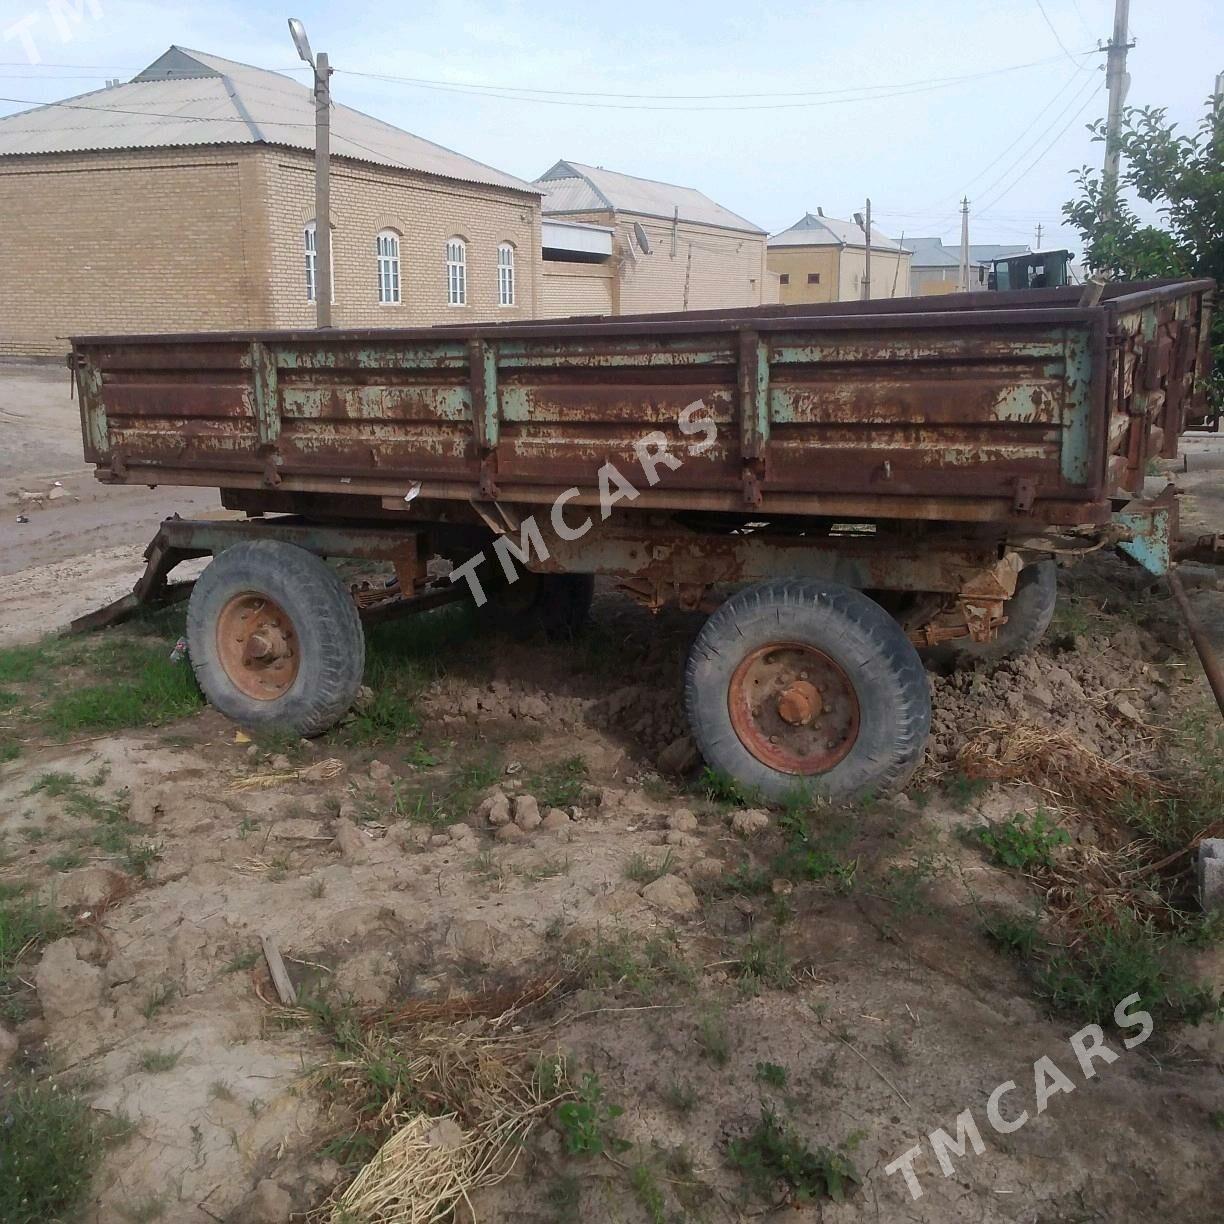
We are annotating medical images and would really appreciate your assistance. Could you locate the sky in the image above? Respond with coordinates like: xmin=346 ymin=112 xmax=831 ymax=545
xmin=0 ymin=0 xmax=1220 ymax=254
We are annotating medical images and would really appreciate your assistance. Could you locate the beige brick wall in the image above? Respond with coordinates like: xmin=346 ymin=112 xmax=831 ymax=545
xmin=0 ymin=144 xmax=543 ymax=358
xmin=540 ymin=263 xmax=613 ymax=317
xmin=767 ymin=247 xmax=840 ymax=304
xmin=262 ymin=150 xmax=540 ymax=329
xmin=546 ymin=209 xmax=766 ymax=315
xmin=0 ymin=147 xmax=264 ymax=358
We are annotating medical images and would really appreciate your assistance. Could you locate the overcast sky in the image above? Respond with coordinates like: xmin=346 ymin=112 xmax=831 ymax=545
xmin=1 ymin=0 xmax=1220 ymax=253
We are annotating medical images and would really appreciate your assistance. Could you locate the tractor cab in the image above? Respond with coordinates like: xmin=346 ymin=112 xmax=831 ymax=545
xmin=988 ymin=249 xmax=1074 ymax=291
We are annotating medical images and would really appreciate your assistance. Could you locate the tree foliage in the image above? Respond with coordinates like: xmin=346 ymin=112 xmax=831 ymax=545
xmin=1064 ymin=97 xmax=1224 ymax=409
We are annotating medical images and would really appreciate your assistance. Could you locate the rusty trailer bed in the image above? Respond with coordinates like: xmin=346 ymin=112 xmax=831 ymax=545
xmin=71 ymin=279 xmax=1214 ymax=529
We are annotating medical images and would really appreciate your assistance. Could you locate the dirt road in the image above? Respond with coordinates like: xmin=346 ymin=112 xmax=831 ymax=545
xmin=1 ymin=363 xmax=215 ymax=642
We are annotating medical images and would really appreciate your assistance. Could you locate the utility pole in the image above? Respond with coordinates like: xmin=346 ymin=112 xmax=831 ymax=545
xmin=958 ymin=197 xmax=970 ymax=292
xmin=854 ymin=198 xmax=872 ymax=300
xmin=1035 ymin=222 xmax=1043 ymax=249
xmin=289 ymin=19 xmax=332 ymax=328
xmin=1102 ymin=0 xmax=1133 ymax=220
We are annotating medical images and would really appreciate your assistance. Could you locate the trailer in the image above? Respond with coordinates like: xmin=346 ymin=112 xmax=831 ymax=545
xmin=70 ymin=279 xmax=1216 ymax=800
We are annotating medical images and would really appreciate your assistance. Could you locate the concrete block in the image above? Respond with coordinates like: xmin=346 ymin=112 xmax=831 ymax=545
xmin=1198 ymin=839 xmax=1224 ymax=912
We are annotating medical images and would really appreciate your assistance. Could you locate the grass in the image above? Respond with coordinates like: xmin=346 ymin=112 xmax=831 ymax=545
xmin=628 ymin=1160 xmax=668 ymax=1224
xmin=623 ymin=849 xmax=675 ymax=885
xmin=754 ymin=1060 xmax=789 ymax=1088
xmin=391 ymin=755 xmax=503 ymax=829
xmin=134 ymin=1048 xmax=181 ymax=1073
xmin=569 ymin=929 xmax=694 ymax=998
xmin=0 ymin=1078 xmax=113 ymax=1224
xmin=727 ymin=1106 xmax=861 ymax=1205
xmin=736 ymin=936 xmax=794 ymax=995
xmin=524 ymin=756 xmax=588 ymax=810
xmin=142 ymin=982 xmax=177 ymax=1019
xmin=696 ymin=1005 xmax=730 ymax=1066
xmin=1 ymin=894 xmax=68 ymax=1017
xmin=975 ymin=809 xmax=1070 ymax=871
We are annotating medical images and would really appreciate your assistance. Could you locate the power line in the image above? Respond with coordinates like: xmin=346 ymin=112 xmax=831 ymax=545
xmin=975 ymin=81 xmax=1105 ymax=216
xmin=1034 ymin=0 xmax=1087 ymax=66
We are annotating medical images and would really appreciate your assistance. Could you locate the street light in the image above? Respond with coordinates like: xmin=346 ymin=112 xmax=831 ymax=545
xmin=288 ymin=17 xmax=331 ymax=327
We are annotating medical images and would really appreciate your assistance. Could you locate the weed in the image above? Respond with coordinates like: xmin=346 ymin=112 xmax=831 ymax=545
xmin=518 ymin=856 xmax=570 ymax=883
xmin=698 ymin=766 xmax=749 ymax=807
xmin=696 ymin=1005 xmax=730 ymax=1066
xmin=0 ymin=1078 xmax=110 ymax=1224
xmin=526 ymin=756 xmax=588 ymax=810
xmin=237 ymin=816 xmax=259 ymax=839
xmin=755 ymin=1060 xmax=788 ymax=1088
xmin=553 ymin=1072 xmax=627 ymax=1157
xmin=772 ymin=810 xmax=858 ymax=892
xmin=122 ymin=840 xmax=162 ymax=879
xmin=623 ymin=849 xmax=675 ymax=885
xmin=545 ymin=1172 xmax=582 ymax=1222
xmin=209 ymin=1080 xmax=236 ymax=1103
xmin=46 ymin=848 xmax=86 ymax=872
xmin=1209 ymin=1110 xmax=1224 ymax=1131
xmin=393 ymin=756 xmax=503 ymax=828
xmin=142 ymin=981 xmax=177 ymax=1019
xmin=135 ymin=1048 xmax=181 ymax=1073
xmin=976 ymin=810 xmax=1070 ymax=871
xmin=0 ymin=739 xmax=19 ymax=763
xmin=737 ymin=936 xmax=794 ymax=995
xmin=985 ymin=912 xmax=1043 ymax=958
xmin=570 ymin=929 xmax=694 ymax=997
xmin=661 ymin=1081 xmax=697 ymax=1116
xmin=629 ymin=1160 xmax=668 ymax=1224
xmin=1034 ymin=915 xmax=1218 ymax=1026
xmin=1 ymin=894 xmax=67 ymax=991
xmin=309 ymin=877 xmax=327 ymax=899
xmin=943 ymin=770 xmax=990 ymax=811
xmin=875 ymin=854 xmax=943 ymax=920
xmin=27 ymin=771 xmax=77 ymax=798
xmin=728 ymin=1106 xmax=861 ymax=1205
xmin=222 ymin=950 xmax=259 ymax=974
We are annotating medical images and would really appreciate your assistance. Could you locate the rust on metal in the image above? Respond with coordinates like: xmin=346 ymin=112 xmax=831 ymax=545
xmin=728 ymin=643 xmax=860 ymax=775
xmin=1166 ymin=569 xmax=1224 ymax=720
xmin=216 ymin=593 xmax=300 ymax=700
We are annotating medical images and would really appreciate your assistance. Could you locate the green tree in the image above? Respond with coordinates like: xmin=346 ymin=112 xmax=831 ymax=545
xmin=1064 ymin=96 xmax=1224 ymax=411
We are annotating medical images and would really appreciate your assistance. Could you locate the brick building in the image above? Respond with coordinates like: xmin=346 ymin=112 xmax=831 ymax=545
xmin=533 ymin=160 xmax=768 ymax=317
xmin=0 ymin=47 xmax=542 ymax=357
xmin=767 ymin=211 xmax=911 ymax=304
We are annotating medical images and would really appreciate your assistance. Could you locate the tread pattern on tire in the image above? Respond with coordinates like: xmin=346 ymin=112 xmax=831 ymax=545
xmin=684 ymin=578 xmax=931 ymax=802
xmin=186 ymin=540 xmax=365 ymax=736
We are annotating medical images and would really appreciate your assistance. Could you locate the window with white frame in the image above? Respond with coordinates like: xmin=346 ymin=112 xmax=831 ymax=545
xmin=304 ymin=221 xmax=334 ymax=302
xmin=446 ymin=237 xmax=467 ymax=306
xmin=497 ymin=242 xmax=515 ymax=307
xmin=377 ymin=230 xmax=401 ymax=304
xmin=304 ymin=222 xmax=317 ymax=301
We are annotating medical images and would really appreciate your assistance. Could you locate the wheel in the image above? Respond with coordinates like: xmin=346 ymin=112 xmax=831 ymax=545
xmin=484 ymin=572 xmax=595 ymax=640
xmin=938 ymin=559 xmax=1057 ymax=667
xmin=186 ymin=540 xmax=365 ymax=735
xmin=685 ymin=579 xmax=931 ymax=803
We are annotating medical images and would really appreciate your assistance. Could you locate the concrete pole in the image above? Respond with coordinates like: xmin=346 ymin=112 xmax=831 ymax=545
xmin=861 ymin=197 xmax=872 ymax=301
xmin=958 ymin=197 xmax=970 ymax=292
xmin=314 ymin=51 xmax=332 ymax=328
xmin=1035 ymin=222 xmax=1043 ymax=249
xmin=1102 ymin=0 xmax=1131 ymax=220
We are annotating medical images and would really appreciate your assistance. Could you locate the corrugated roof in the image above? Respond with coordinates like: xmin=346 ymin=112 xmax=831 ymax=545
xmin=534 ymin=159 xmax=763 ymax=234
xmin=0 ymin=46 xmax=538 ymax=195
xmin=908 ymin=238 xmax=1032 ymax=268
xmin=769 ymin=212 xmax=907 ymax=252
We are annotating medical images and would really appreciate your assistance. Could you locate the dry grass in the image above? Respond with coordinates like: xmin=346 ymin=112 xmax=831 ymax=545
xmin=302 ymin=981 xmax=574 ymax=1224
xmin=956 ymin=723 xmax=1169 ymax=825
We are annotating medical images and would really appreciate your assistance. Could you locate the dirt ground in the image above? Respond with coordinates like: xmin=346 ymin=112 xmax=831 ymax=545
xmin=0 ymin=362 xmax=1222 ymax=1223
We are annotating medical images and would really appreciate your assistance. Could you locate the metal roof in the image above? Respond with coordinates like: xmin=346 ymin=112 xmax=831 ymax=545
xmin=0 ymin=47 xmax=538 ymax=195
xmin=534 ymin=159 xmax=764 ymax=234
xmin=768 ymin=212 xmax=907 ymax=252
xmin=907 ymin=237 xmax=962 ymax=268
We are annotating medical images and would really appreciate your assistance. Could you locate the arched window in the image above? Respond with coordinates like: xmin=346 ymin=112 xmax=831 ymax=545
xmin=497 ymin=242 xmax=515 ymax=307
xmin=304 ymin=221 xmax=334 ymax=302
xmin=446 ymin=237 xmax=467 ymax=306
xmin=377 ymin=230 xmax=401 ymax=304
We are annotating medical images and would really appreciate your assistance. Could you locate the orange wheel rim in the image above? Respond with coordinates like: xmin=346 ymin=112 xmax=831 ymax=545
xmin=728 ymin=642 xmax=860 ymax=775
xmin=215 ymin=592 xmax=301 ymax=701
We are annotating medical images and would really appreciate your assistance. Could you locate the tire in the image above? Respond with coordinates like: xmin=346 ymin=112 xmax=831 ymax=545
xmin=186 ymin=540 xmax=365 ymax=736
xmin=484 ymin=572 xmax=595 ymax=640
xmin=940 ymin=559 xmax=1057 ymax=667
xmin=685 ymin=579 xmax=931 ymax=804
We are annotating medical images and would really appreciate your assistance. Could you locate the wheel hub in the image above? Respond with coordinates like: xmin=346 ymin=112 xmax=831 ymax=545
xmin=728 ymin=643 xmax=859 ymax=775
xmin=216 ymin=593 xmax=300 ymax=700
